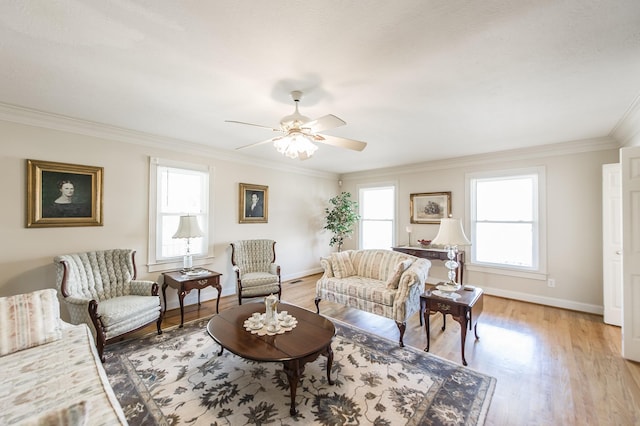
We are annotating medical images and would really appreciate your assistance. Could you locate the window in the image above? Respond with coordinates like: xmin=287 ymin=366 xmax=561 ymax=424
xmin=467 ymin=167 xmax=546 ymax=277
xmin=148 ymin=158 xmax=211 ymax=271
xmin=359 ymin=185 xmax=396 ymax=249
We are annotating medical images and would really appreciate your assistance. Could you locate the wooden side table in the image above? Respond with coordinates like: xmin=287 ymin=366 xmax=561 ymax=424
xmin=162 ymin=269 xmax=222 ymax=328
xmin=420 ymin=285 xmax=483 ymax=366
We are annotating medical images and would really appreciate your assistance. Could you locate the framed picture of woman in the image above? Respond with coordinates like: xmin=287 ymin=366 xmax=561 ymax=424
xmin=26 ymin=159 xmax=104 ymax=228
xmin=239 ymin=183 xmax=268 ymax=223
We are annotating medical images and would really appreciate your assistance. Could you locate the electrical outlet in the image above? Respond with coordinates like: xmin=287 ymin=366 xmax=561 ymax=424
xmin=547 ymin=278 xmax=556 ymax=288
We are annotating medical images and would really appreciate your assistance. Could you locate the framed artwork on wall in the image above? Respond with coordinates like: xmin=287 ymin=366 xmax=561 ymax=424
xmin=26 ymin=159 xmax=104 ymax=228
xmin=239 ymin=182 xmax=268 ymax=223
xmin=410 ymin=191 xmax=451 ymax=224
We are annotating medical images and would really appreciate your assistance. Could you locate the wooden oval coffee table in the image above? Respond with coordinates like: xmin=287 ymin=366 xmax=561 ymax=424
xmin=206 ymin=302 xmax=335 ymax=415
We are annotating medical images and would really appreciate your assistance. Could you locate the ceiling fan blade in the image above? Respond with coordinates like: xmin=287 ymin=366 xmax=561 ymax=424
xmin=235 ymin=137 xmax=278 ymax=150
xmin=315 ymin=134 xmax=367 ymax=151
xmin=225 ymin=120 xmax=281 ymax=132
xmin=302 ymin=114 xmax=346 ymax=132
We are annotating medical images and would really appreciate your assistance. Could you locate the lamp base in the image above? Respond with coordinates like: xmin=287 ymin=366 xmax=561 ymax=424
xmin=182 ymin=254 xmax=193 ymax=271
xmin=436 ymin=281 xmax=461 ymax=292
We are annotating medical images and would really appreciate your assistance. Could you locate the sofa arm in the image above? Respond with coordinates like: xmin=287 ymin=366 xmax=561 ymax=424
xmin=130 ymin=279 xmax=158 ymax=296
xmin=319 ymin=257 xmax=334 ymax=279
xmin=393 ymin=258 xmax=432 ymax=322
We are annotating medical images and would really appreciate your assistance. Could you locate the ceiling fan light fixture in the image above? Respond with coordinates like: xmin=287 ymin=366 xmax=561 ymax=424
xmin=273 ymin=133 xmax=318 ymax=159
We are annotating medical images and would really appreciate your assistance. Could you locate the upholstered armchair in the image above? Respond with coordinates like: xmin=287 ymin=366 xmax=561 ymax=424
xmin=230 ymin=239 xmax=281 ymax=305
xmin=54 ymin=249 xmax=162 ymax=362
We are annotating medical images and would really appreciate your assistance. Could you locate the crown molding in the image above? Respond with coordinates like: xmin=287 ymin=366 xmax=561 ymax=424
xmin=341 ymin=137 xmax=620 ymax=180
xmin=610 ymin=92 xmax=640 ymax=147
xmin=0 ymin=102 xmax=338 ymax=180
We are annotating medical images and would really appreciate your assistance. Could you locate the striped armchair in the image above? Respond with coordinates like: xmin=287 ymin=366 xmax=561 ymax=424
xmin=54 ymin=249 xmax=162 ymax=362
xmin=230 ymin=239 xmax=281 ymax=305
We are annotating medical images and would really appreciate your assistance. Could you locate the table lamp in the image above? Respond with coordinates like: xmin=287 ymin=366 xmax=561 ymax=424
xmin=406 ymin=225 xmax=413 ymax=246
xmin=430 ymin=218 xmax=471 ymax=291
xmin=172 ymin=215 xmax=204 ymax=271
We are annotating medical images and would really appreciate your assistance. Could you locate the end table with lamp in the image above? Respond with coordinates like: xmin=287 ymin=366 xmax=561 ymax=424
xmin=162 ymin=269 xmax=222 ymax=328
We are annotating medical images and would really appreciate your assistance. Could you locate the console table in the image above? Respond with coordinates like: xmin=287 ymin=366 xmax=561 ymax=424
xmin=392 ymin=246 xmax=465 ymax=284
xmin=162 ymin=269 xmax=222 ymax=328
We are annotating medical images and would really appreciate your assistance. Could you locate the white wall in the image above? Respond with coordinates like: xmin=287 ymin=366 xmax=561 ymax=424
xmin=0 ymin=116 xmax=622 ymax=316
xmin=0 ymin=120 xmax=338 ymax=318
xmin=339 ymin=139 xmax=620 ymax=314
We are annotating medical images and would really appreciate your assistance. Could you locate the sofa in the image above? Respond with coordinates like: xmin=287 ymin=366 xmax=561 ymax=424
xmin=0 ymin=289 xmax=128 ymax=425
xmin=315 ymin=249 xmax=431 ymax=346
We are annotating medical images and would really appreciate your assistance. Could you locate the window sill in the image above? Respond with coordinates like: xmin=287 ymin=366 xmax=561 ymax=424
xmin=466 ymin=264 xmax=547 ymax=281
xmin=147 ymin=255 xmax=215 ymax=273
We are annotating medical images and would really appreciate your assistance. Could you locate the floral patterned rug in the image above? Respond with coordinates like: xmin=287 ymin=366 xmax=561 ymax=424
xmin=104 ymin=316 xmax=495 ymax=425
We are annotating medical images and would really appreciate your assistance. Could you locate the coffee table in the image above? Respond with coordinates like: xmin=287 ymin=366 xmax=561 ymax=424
xmin=206 ymin=302 xmax=335 ymax=415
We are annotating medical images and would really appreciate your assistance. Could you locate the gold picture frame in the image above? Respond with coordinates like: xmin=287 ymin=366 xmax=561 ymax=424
xmin=410 ymin=191 xmax=451 ymax=224
xmin=239 ymin=183 xmax=268 ymax=223
xmin=26 ymin=159 xmax=104 ymax=228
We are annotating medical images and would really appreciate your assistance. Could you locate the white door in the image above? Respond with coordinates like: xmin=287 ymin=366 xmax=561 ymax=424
xmin=603 ymin=164 xmax=623 ymax=326
xmin=621 ymin=146 xmax=640 ymax=361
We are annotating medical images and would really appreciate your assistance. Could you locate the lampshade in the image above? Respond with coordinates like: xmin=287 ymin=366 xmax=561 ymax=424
xmin=273 ymin=132 xmax=318 ymax=159
xmin=172 ymin=215 xmax=204 ymax=239
xmin=431 ymin=218 xmax=471 ymax=246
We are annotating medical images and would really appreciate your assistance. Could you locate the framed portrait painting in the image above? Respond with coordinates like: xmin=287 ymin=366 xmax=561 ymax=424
xmin=410 ymin=191 xmax=451 ymax=224
xmin=26 ymin=159 xmax=104 ymax=228
xmin=239 ymin=183 xmax=268 ymax=223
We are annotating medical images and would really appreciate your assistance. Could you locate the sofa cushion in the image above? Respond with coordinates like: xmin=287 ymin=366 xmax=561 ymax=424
xmin=330 ymin=251 xmax=356 ymax=279
xmin=320 ymin=276 xmax=396 ymax=306
xmin=351 ymin=249 xmax=411 ymax=282
xmin=386 ymin=259 xmax=414 ymax=289
xmin=0 ymin=289 xmax=62 ymax=356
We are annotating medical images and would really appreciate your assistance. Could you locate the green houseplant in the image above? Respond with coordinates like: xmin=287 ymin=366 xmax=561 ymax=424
xmin=324 ymin=192 xmax=361 ymax=252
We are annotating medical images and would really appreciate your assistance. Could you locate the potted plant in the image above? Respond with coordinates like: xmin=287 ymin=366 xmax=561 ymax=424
xmin=324 ymin=192 xmax=361 ymax=252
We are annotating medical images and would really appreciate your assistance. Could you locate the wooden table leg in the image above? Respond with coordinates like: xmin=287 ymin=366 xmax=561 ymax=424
xmin=325 ymin=344 xmax=334 ymax=385
xmin=178 ymin=289 xmax=186 ymax=328
xmin=454 ymin=314 xmax=468 ymax=366
xmin=162 ymin=282 xmax=168 ymax=313
xmin=424 ymin=307 xmax=431 ymax=352
xmin=283 ymin=359 xmax=302 ymax=415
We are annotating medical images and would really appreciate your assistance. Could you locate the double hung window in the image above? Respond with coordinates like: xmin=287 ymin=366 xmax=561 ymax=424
xmin=359 ymin=185 xmax=396 ymax=249
xmin=467 ymin=167 xmax=546 ymax=277
xmin=148 ymin=158 xmax=210 ymax=271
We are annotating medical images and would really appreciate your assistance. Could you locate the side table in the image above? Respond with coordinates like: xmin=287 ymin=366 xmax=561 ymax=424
xmin=162 ymin=269 xmax=222 ymax=328
xmin=420 ymin=285 xmax=484 ymax=366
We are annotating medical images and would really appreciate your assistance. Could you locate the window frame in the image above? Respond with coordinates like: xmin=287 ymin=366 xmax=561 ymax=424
xmin=358 ymin=182 xmax=397 ymax=250
xmin=465 ymin=167 xmax=547 ymax=280
xmin=147 ymin=157 xmax=213 ymax=272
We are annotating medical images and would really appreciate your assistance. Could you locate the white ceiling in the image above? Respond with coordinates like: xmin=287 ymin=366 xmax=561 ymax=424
xmin=1 ymin=1 xmax=639 ymax=174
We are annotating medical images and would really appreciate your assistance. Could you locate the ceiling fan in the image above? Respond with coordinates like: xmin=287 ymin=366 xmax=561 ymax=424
xmin=226 ymin=91 xmax=367 ymax=160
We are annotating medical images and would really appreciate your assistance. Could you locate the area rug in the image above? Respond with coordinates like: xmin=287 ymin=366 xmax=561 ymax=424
xmin=104 ymin=316 xmax=496 ymax=425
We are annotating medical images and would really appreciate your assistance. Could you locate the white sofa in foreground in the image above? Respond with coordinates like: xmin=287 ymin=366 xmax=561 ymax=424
xmin=315 ymin=249 xmax=431 ymax=346
xmin=0 ymin=289 xmax=128 ymax=425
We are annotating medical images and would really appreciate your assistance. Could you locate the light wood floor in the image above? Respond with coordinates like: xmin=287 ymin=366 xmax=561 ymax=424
xmin=128 ymin=274 xmax=640 ymax=425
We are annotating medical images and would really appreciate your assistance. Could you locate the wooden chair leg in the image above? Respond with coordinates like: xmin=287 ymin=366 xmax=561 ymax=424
xmin=396 ymin=322 xmax=406 ymax=347
xmin=89 ymin=300 xmax=107 ymax=362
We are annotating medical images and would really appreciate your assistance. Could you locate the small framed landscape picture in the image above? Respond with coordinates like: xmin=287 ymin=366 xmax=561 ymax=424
xmin=410 ymin=191 xmax=451 ymax=224
xmin=239 ymin=183 xmax=268 ymax=223
xmin=26 ymin=159 xmax=104 ymax=228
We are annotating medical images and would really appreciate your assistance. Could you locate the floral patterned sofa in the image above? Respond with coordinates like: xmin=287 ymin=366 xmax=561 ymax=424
xmin=0 ymin=289 xmax=128 ymax=425
xmin=315 ymin=249 xmax=431 ymax=346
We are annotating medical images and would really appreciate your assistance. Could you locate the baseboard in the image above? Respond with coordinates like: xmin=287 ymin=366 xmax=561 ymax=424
xmin=282 ymin=267 xmax=323 ymax=283
xmin=481 ymin=286 xmax=603 ymax=315
xmin=425 ymin=277 xmax=602 ymax=315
